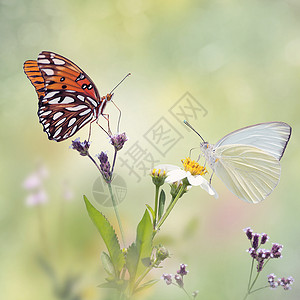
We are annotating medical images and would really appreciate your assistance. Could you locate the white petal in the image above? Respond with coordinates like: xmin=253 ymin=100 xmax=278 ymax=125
xmin=165 ymin=169 xmax=188 ymax=183
xmin=200 ymin=181 xmax=219 ymax=198
xmin=187 ymin=174 xmax=206 ymax=186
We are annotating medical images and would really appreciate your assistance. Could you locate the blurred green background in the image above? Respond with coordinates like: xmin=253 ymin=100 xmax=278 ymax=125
xmin=1 ymin=0 xmax=300 ymax=299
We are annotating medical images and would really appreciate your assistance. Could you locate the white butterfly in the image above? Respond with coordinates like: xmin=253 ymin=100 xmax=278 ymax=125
xmin=184 ymin=121 xmax=292 ymax=203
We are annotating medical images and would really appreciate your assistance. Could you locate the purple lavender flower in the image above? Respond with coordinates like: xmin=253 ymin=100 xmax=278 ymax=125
xmin=268 ymin=273 xmax=278 ymax=289
xmin=174 ymin=274 xmax=184 ymax=288
xmin=280 ymin=276 xmax=294 ymax=290
xmin=247 ymin=247 xmax=257 ymax=259
xmin=252 ymin=233 xmax=260 ymax=249
xmin=97 ymin=152 xmax=112 ymax=183
xmin=110 ymin=132 xmax=127 ymax=151
xmin=177 ymin=264 xmax=188 ymax=276
xmin=268 ymin=274 xmax=294 ymax=290
xmin=162 ymin=274 xmax=172 ymax=285
xmin=243 ymin=227 xmax=253 ymax=241
xmin=261 ymin=233 xmax=269 ymax=245
xmin=256 ymin=259 xmax=264 ymax=272
xmin=270 ymin=243 xmax=283 ymax=259
xmin=70 ymin=138 xmax=90 ymax=156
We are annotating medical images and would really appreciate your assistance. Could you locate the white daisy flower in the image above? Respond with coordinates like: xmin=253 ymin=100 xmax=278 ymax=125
xmin=162 ymin=158 xmax=218 ymax=198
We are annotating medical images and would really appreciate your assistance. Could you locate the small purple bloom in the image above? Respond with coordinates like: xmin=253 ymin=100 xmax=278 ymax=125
xmin=280 ymin=276 xmax=294 ymax=290
xmin=252 ymin=233 xmax=260 ymax=249
xmin=270 ymin=243 xmax=283 ymax=259
xmin=243 ymin=227 xmax=253 ymax=241
xmin=268 ymin=273 xmax=278 ymax=289
xmin=98 ymin=151 xmax=109 ymax=164
xmin=261 ymin=233 xmax=269 ymax=245
xmin=97 ymin=152 xmax=112 ymax=183
xmin=256 ymin=259 xmax=264 ymax=272
xmin=177 ymin=264 xmax=188 ymax=276
xmin=247 ymin=247 xmax=257 ymax=259
xmin=71 ymin=138 xmax=90 ymax=156
xmin=162 ymin=273 xmax=172 ymax=285
xmin=110 ymin=132 xmax=127 ymax=151
xmin=174 ymin=274 xmax=184 ymax=288
xmin=264 ymin=250 xmax=271 ymax=259
xmin=268 ymin=274 xmax=294 ymax=290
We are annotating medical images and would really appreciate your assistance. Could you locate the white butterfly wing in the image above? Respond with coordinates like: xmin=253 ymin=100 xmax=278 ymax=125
xmin=213 ymin=144 xmax=281 ymax=203
xmin=214 ymin=122 xmax=291 ymax=161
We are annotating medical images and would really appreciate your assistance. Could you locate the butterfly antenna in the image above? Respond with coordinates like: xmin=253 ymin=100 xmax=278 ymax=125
xmin=184 ymin=120 xmax=205 ymax=142
xmin=110 ymin=73 xmax=131 ymax=94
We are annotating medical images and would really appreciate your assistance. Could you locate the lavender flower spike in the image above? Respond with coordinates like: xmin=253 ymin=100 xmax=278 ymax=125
xmin=243 ymin=227 xmax=253 ymax=241
xmin=261 ymin=233 xmax=269 ymax=245
xmin=71 ymin=138 xmax=90 ymax=156
xmin=174 ymin=274 xmax=184 ymax=288
xmin=177 ymin=264 xmax=188 ymax=276
xmin=162 ymin=274 xmax=172 ymax=285
xmin=97 ymin=152 xmax=112 ymax=183
xmin=110 ymin=132 xmax=128 ymax=151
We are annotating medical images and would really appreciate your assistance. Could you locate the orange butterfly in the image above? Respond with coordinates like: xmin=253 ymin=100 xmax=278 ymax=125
xmin=24 ymin=51 xmax=129 ymax=142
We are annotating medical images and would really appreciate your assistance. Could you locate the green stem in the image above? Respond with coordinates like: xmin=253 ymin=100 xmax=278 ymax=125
xmin=247 ymin=271 xmax=261 ymax=296
xmin=132 ymin=259 xmax=158 ymax=292
xmin=171 ymin=283 xmax=192 ymax=300
xmin=182 ymin=287 xmax=193 ymax=300
xmin=153 ymin=185 xmax=160 ymax=229
xmin=248 ymin=258 xmax=254 ymax=290
xmin=88 ymin=154 xmax=102 ymax=173
xmin=111 ymin=149 xmax=118 ymax=175
xmin=108 ymin=182 xmax=126 ymax=247
xmin=249 ymin=285 xmax=269 ymax=294
xmin=155 ymin=183 xmax=187 ymax=232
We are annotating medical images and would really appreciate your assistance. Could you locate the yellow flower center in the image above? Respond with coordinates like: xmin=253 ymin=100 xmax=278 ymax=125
xmin=151 ymin=168 xmax=166 ymax=177
xmin=181 ymin=157 xmax=207 ymax=176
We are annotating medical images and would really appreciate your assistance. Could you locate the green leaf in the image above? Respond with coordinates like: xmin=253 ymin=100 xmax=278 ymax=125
xmin=101 ymin=252 xmax=116 ymax=278
xmin=84 ymin=196 xmax=125 ymax=276
xmin=134 ymin=279 xmax=159 ymax=294
xmin=145 ymin=204 xmax=155 ymax=221
xmin=136 ymin=209 xmax=153 ymax=278
xmin=126 ymin=242 xmax=138 ymax=280
xmin=158 ymin=189 xmax=166 ymax=221
xmin=127 ymin=209 xmax=153 ymax=285
xmin=98 ymin=279 xmax=127 ymax=290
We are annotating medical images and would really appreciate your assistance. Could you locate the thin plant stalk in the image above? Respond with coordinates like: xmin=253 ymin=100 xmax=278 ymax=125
xmin=153 ymin=185 xmax=160 ymax=229
xmin=88 ymin=152 xmax=126 ymax=246
xmin=132 ymin=258 xmax=159 ymax=292
xmin=88 ymin=154 xmax=103 ymax=173
xmin=248 ymin=258 xmax=254 ymax=290
xmin=171 ymin=283 xmax=192 ymax=300
xmin=111 ymin=149 xmax=118 ymax=175
xmin=108 ymin=182 xmax=126 ymax=247
xmin=155 ymin=183 xmax=187 ymax=232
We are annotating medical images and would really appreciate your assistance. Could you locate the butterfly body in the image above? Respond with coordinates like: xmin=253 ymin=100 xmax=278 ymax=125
xmin=197 ymin=122 xmax=291 ymax=203
xmin=24 ymin=51 xmax=113 ymax=142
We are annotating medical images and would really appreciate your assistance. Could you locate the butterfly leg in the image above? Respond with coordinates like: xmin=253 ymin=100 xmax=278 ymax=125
xmin=188 ymin=147 xmax=200 ymax=159
xmin=101 ymin=113 xmax=112 ymax=136
xmin=87 ymin=119 xmax=97 ymax=142
xmin=209 ymin=170 xmax=215 ymax=186
xmin=111 ymin=100 xmax=122 ymax=133
xmin=96 ymin=118 xmax=110 ymax=137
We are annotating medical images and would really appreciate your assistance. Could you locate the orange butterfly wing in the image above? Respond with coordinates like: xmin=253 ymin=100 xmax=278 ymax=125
xmin=24 ymin=51 xmax=104 ymax=142
xmin=23 ymin=60 xmax=46 ymax=100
